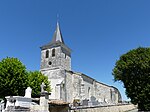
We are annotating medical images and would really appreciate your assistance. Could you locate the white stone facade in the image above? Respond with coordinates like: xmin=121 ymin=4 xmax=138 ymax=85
xmin=40 ymin=22 xmax=122 ymax=106
xmin=64 ymin=71 xmax=121 ymax=104
xmin=40 ymin=46 xmax=71 ymax=71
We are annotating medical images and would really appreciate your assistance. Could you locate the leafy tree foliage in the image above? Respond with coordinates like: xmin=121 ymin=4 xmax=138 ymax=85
xmin=0 ymin=57 xmax=51 ymax=99
xmin=0 ymin=57 xmax=28 ymax=98
xmin=112 ymin=47 xmax=150 ymax=111
xmin=27 ymin=71 xmax=51 ymax=97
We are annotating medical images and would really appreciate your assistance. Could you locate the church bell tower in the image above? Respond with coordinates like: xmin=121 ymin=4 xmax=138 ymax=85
xmin=40 ymin=22 xmax=71 ymax=71
xmin=40 ymin=22 xmax=71 ymax=100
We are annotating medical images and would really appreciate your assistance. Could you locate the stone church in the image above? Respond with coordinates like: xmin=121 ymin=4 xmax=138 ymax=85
xmin=40 ymin=22 xmax=122 ymax=106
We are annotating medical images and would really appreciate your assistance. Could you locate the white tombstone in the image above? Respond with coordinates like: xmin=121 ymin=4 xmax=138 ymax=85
xmin=5 ymin=96 xmax=32 ymax=110
xmin=24 ymin=87 xmax=32 ymax=98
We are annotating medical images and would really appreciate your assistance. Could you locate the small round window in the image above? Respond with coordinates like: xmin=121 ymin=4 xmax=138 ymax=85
xmin=48 ymin=61 xmax=52 ymax=65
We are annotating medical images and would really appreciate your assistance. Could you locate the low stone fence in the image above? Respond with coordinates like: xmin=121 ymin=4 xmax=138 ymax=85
xmin=70 ymin=104 xmax=137 ymax=112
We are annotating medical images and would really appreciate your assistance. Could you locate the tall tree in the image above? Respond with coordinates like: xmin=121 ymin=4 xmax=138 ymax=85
xmin=0 ymin=57 xmax=28 ymax=98
xmin=27 ymin=71 xmax=51 ymax=97
xmin=112 ymin=47 xmax=150 ymax=111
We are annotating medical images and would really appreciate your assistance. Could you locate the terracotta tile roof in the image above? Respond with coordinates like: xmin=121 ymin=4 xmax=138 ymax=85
xmin=48 ymin=100 xmax=69 ymax=105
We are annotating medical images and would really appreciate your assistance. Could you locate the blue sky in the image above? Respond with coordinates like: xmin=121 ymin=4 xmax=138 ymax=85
xmin=0 ymin=0 xmax=150 ymax=100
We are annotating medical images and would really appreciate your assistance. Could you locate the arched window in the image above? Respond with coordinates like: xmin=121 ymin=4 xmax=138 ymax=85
xmin=52 ymin=49 xmax=55 ymax=57
xmin=45 ymin=50 xmax=49 ymax=58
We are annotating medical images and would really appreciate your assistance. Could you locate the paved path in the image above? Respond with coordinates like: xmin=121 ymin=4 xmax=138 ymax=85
xmin=127 ymin=108 xmax=138 ymax=112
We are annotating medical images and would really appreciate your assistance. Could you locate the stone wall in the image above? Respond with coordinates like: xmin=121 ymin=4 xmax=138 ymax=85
xmin=70 ymin=104 xmax=136 ymax=112
xmin=49 ymin=106 xmax=69 ymax=112
xmin=65 ymin=71 xmax=74 ymax=102
xmin=41 ymin=69 xmax=65 ymax=99
xmin=64 ymin=71 xmax=122 ymax=105
xmin=40 ymin=46 xmax=71 ymax=71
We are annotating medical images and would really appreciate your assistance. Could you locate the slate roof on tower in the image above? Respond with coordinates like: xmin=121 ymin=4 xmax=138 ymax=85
xmin=51 ymin=22 xmax=64 ymax=44
xmin=40 ymin=22 xmax=71 ymax=53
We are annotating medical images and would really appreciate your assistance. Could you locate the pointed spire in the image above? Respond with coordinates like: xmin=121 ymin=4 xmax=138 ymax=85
xmin=51 ymin=21 xmax=64 ymax=44
xmin=40 ymin=21 xmax=71 ymax=52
